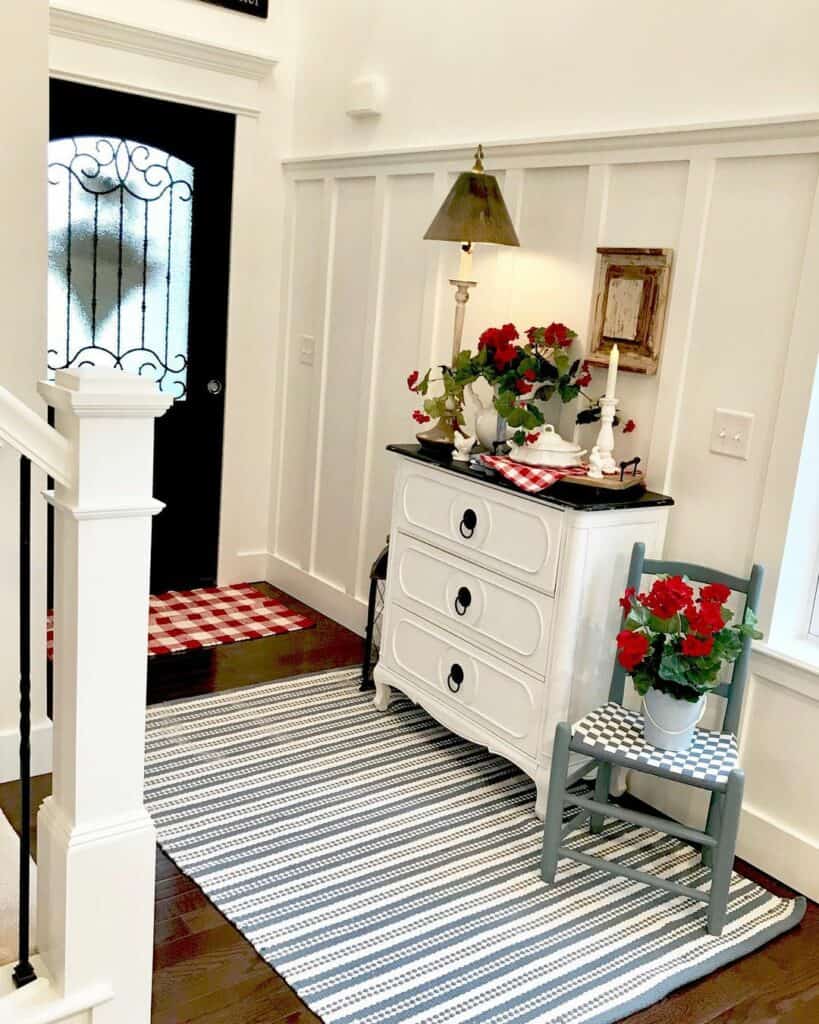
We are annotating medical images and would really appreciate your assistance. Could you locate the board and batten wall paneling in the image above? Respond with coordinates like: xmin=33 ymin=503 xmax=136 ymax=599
xmin=312 ymin=176 xmax=381 ymax=595
xmin=273 ymin=122 xmax=819 ymax=895
xmin=589 ymin=161 xmax=690 ymax=464
xmin=275 ymin=178 xmax=328 ymax=569
xmin=355 ymin=173 xmax=437 ymax=600
xmin=739 ymin=650 xmax=819 ymax=901
xmin=662 ymin=153 xmax=819 ymax=572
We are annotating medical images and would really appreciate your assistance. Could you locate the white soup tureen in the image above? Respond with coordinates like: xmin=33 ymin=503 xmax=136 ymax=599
xmin=506 ymin=424 xmax=586 ymax=468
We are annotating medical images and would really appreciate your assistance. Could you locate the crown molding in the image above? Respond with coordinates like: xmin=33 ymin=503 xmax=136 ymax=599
xmin=49 ymin=5 xmax=277 ymax=81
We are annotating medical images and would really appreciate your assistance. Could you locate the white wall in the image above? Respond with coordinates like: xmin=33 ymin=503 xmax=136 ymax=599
xmin=0 ymin=1 xmax=51 ymax=781
xmin=289 ymin=0 xmax=819 ymax=157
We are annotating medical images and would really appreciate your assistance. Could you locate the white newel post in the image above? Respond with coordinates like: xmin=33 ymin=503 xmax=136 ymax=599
xmin=34 ymin=370 xmax=172 ymax=1022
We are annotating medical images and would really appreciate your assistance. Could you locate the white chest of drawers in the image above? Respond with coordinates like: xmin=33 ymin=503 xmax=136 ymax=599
xmin=373 ymin=446 xmax=673 ymax=816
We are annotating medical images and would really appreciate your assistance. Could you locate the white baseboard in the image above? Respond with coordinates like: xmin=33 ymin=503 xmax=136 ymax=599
xmin=0 ymin=719 xmax=52 ymax=783
xmin=265 ymin=554 xmax=367 ymax=637
xmin=218 ymin=549 xmax=270 ymax=585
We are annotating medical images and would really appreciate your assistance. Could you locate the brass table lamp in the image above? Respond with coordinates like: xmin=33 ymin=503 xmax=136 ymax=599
xmin=420 ymin=145 xmax=520 ymax=450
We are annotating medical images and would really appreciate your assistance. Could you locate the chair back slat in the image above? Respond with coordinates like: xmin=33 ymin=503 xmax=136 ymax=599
xmin=642 ymin=558 xmax=751 ymax=595
xmin=609 ymin=542 xmax=763 ymax=738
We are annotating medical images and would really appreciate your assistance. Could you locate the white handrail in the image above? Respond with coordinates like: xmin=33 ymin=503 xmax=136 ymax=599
xmin=0 ymin=385 xmax=72 ymax=486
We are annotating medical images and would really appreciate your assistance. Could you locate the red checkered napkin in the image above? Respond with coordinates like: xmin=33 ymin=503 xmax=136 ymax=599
xmin=47 ymin=582 xmax=315 ymax=659
xmin=480 ymin=454 xmax=589 ymax=494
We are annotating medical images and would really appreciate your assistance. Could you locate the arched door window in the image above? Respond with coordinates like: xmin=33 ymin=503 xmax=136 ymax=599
xmin=47 ymin=136 xmax=194 ymax=400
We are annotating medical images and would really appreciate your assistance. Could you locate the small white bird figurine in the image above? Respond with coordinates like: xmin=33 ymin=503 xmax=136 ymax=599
xmin=452 ymin=433 xmax=477 ymax=463
xmin=587 ymin=446 xmax=605 ymax=479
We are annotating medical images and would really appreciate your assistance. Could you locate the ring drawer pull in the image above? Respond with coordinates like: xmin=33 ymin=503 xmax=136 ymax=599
xmin=454 ymin=586 xmax=472 ymax=616
xmin=447 ymin=663 xmax=464 ymax=693
xmin=459 ymin=508 xmax=477 ymax=539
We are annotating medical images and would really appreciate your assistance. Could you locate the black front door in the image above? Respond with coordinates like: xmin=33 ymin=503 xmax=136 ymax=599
xmin=49 ymin=79 xmax=235 ymax=592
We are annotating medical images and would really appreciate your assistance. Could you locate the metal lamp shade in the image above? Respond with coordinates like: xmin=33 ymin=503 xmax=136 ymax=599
xmin=423 ymin=157 xmax=520 ymax=248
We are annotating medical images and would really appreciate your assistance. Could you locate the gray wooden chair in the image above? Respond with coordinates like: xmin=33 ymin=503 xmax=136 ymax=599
xmin=540 ymin=542 xmax=763 ymax=936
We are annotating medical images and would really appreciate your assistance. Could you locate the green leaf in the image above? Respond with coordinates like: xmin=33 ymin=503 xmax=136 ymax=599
xmin=631 ymin=670 xmax=654 ymax=696
xmin=512 ymin=429 xmax=526 ymax=446
xmin=741 ymin=606 xmax=764 ymax=640
xmin=533 ymin=385 xmax=556 ymax=402
xmin=558 ymin=382 xmax=581 ymax=403
xmin=626 ymin=603 xmax=650 ymax=627
xmin=648 ymin=612 xmax=681 ymax=633
xmin=658 ymin=649 xmax=690 ymax=685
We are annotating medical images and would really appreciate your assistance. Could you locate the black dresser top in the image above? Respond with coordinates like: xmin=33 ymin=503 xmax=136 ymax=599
xmin=387 ymin=444 xmax=674 ymax=513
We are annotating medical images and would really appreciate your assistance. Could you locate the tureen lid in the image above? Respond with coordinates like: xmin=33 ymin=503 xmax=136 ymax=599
xmin=528 ymin=425 xmax=583 ymax=453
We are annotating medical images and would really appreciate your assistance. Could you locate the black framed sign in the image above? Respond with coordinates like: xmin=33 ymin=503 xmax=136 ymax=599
xmin=198 ymin=0 xmax=268 ymax=17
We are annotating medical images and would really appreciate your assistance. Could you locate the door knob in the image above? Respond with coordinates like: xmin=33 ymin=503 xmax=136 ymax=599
xmin=206 ymin=379 xmax=224 ymax=396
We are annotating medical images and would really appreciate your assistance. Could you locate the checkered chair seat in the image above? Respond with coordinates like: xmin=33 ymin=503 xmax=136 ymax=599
xmin=572 ymin=702 xmax=739 ymax=787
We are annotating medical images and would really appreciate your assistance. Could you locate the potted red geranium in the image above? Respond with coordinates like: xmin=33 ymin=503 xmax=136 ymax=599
xmin=617 ymin=576 xmax=762 ymax=750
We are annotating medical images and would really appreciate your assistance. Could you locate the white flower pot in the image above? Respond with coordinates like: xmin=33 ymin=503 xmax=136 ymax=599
xmin=642 ymin=688 xmax=705 ymax=751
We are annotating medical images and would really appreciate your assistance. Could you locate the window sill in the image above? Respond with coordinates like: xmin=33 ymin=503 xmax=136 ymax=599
xmin=752 ymin=640 xmax=819 ymax=681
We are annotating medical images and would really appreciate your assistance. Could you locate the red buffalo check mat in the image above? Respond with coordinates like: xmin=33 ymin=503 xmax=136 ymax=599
xmin=47 ymin=582 xmax=315 ymax=659
xmin=480 ymin=454 xmax=589 ymax=494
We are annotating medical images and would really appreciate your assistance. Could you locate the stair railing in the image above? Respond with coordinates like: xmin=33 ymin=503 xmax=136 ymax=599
xmin=0 ymin=368 xmax=171 ymax=1024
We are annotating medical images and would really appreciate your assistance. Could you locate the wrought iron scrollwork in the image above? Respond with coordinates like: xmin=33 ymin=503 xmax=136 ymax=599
xmin=47 ymin=136 xmax=194 ymax=399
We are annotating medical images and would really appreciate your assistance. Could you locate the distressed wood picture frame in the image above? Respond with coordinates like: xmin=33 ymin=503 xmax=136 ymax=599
xmin=196 ymin=0 xmax=269 ymax=17
xmin=587 ymin=247 xmax=673 ymax=375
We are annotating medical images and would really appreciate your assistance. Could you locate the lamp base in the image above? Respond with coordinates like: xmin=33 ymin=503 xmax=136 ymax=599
xmin=448 ymin=279 xmax=477 ymax=365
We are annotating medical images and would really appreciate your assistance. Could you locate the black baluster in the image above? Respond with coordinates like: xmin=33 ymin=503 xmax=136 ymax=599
xmin=13 ymin=457 xmax=36 ymax=988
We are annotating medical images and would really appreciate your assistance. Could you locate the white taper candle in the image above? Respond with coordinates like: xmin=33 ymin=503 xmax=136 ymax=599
xmin=605 ymin=343 xmax=619 ymax=400
xmin=458 ymin=243 xmax=473 ymax=281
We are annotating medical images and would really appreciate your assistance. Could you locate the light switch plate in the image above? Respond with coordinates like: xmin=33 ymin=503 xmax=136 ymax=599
xmin=299 ymin=334 xmax=315 ymax=366
xmin=710 ymin=408 xmax=754 ymax=460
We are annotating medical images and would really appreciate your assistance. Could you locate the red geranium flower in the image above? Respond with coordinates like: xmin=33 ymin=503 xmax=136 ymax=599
xmin=411 ymin=410 xmax=430 ymax=424
xmin=643 ymin=576 xmax=694 ymax=621
xmin=700 ymin=582 xmax=731 ymax=605
xmin=616 ymin=629 xmax=650 ymax=672
xmin=494 ymin=342 xmax=518 ymax=370
xmin=478 ymin=326 xmax=502 ymax=350
xmin=687 ymin=599 xmax=724 ymax=636
xmin=525 ymin=326 xmax=540 ymax=344
xmin=523 ymin=368 xmax=537 ymax=381
xmin=619 ymin=585 xmax=637 ymax=611
xmin=681 ymin=633 xmax=715 ymax=657
xmin=544 ymin=322 xmax=572 ymax=348
xmin=576 ymin=360 xmax=592 ymax=387
xmin=525 ymin=432 xmax=540 ymax=444
xmin=514 ymin=378 xmax=532 ymax=395
xmin=407 ymin=370 xmax=419 ymax=392
xmin=623 ymin=419 xmax=636 ymax=434
xmin=499 ymin=323 xmax=519 ymax=343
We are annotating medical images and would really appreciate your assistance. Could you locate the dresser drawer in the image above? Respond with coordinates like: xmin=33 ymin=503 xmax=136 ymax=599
xmin=391 ymin=532 xmax=552 ymax=676
xmin=395 ymin=467 xmax=563 ymax=593
xmin=382 ymin=610 xmax=543 ymax=756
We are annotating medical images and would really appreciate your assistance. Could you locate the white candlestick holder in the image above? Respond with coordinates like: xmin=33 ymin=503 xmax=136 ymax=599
xmin=595 ymin=396 xmax=619 ymax=474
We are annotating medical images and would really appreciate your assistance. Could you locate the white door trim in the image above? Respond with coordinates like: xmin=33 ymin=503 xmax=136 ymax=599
xmin=47 ymin=10 xmax=282 ymax=590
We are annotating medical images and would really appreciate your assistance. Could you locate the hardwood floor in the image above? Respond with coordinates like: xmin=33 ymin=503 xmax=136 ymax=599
xmin=1 ymin=582 xmax=818 ymax=1023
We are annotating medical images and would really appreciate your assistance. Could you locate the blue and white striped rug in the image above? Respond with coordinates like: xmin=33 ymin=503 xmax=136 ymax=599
xmin=144 ymin=668 xmax=804 ymax=1024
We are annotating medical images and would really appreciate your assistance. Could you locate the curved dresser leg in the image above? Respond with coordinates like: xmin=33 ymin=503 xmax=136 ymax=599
xmin=534 ymin=767 xmax=550 ymax=820
xmin=373 ymin=680 xmax=392 ymax=712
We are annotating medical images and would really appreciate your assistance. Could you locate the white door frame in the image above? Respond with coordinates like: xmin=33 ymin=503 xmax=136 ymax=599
xmin=48 ymin=7 xmax=282 ymax=586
